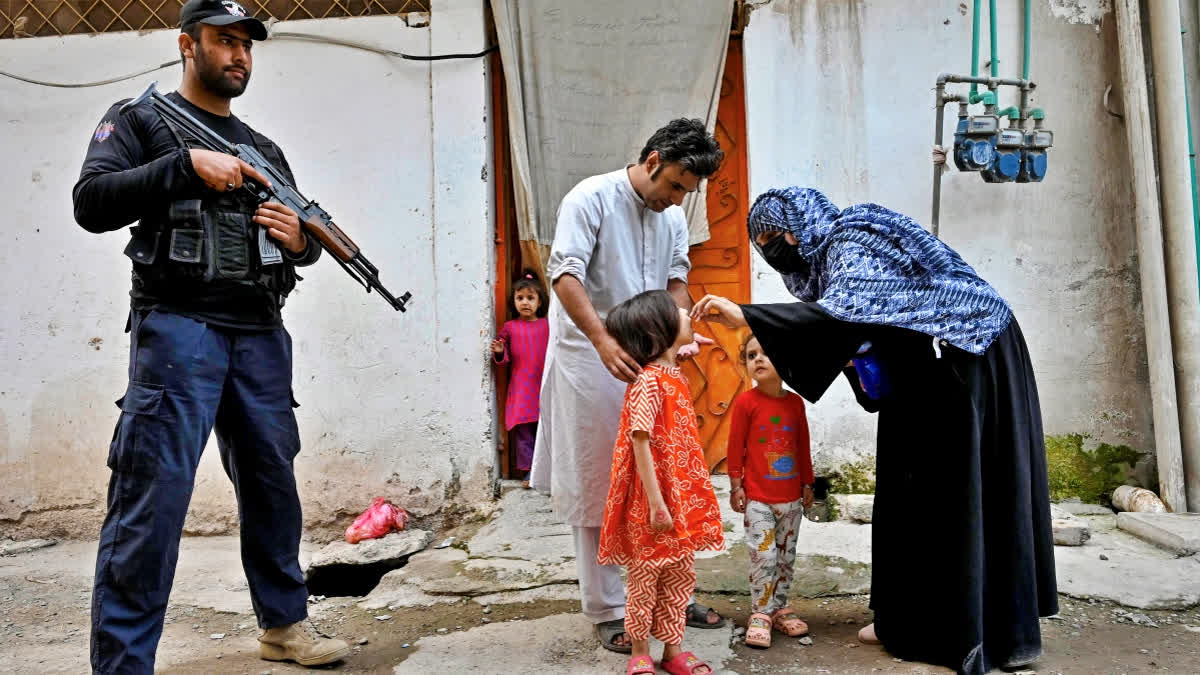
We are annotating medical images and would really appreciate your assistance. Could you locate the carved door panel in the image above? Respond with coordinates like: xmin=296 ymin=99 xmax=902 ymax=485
xmin=682 ymin=38 xmax=752 ymax=473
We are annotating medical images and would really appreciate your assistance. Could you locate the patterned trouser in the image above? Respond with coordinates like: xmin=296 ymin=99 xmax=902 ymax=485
xmin=744 ymin=499 xmax=805 ymax=614
xmin=624 ymin=552 xmax=696 ymax=645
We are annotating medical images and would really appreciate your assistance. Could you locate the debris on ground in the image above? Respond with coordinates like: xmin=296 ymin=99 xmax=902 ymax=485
xmin=344 ymin=497 xmax=411 ymax=544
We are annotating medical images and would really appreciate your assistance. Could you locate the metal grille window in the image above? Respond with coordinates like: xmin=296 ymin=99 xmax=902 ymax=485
xmin=1 ymin=0 xmax=429 ymax=39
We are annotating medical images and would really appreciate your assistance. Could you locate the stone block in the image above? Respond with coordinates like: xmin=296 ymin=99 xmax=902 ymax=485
xmin=0 ymin=539 xmax=56 ymax=556
xmin=1116 ymin=513 xmax=1200 ymax=555
xmin=1052 ymin=518 xmax=1090 ymax=546
xmin=828 ymin=494 xmax=874 ymax=523
xmin=305 ymin=529 xmax=433 ymax=578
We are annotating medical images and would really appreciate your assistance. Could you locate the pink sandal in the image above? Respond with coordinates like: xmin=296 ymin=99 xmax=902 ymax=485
xmin=771 ymin=608 xmax=809 ymax=637
xmin=661 ymin=651 xmax=712 ymax=675
xmin=626 ymin=655 xmax=656 ymax=675
xmin=744 ymin=612 xmax=772 ymax=648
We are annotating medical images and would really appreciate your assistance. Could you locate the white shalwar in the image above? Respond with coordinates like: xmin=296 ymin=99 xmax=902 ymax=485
xmin=530 ymin=167 xmax=691 ymax=528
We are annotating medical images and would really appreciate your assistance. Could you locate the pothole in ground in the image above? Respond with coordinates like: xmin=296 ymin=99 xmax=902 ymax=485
xmin=306 ymin=558 xmax=410 ymax=598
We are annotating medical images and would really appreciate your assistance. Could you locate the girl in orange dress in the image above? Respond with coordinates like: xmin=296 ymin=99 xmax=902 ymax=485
xmin=597 ymin=290 xmax=724 ymax=675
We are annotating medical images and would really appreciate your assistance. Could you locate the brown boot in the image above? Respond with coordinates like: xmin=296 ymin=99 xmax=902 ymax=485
xmin=259 ymin=620 xmax=351 ymax=667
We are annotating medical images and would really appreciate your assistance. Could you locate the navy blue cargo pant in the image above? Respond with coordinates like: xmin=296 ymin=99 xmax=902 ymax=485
xmin=91 ymin=310 xmax=309 ymax=674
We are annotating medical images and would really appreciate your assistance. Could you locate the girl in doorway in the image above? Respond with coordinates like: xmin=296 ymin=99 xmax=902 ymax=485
xmin=491 ymin=272 xmax=549 ymax=488
xmin=727 ymin=332 xmax=814 ymax=649
xmin=597 ymin=290 xmax=724 ymax=675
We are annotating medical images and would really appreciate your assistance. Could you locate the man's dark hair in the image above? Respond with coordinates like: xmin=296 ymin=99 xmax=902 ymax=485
xmin=605 ymin=290 xmax=681 ymax=367
xmin=180 ymin=23 xmax=200 ymax=71
xmin=638 ymin=118 xmax=724 ymax=179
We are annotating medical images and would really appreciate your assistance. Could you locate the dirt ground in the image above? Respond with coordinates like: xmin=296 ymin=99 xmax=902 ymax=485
xmin=4 ymin=568 xmax=1198 ymax=675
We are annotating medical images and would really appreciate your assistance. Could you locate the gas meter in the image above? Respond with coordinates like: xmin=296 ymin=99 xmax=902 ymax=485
xmin=1017 ymin=109 xmax=1052 ymax=183
xmin=982 ymin=109 xmax=1025 ymax=183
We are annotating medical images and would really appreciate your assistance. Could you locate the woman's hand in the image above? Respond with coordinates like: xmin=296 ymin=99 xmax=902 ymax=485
xmin=690 ymin=294 xmax=748 ymax=329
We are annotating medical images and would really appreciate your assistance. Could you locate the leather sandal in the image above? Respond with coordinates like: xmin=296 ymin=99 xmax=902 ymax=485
xmin=685 ymin=602 xmax=727 ymax=629
xmin=596 ymin=619 xmax=632 ymax=654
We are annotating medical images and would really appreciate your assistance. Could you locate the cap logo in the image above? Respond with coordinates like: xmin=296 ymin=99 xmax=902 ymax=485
xmin=221 ymin=1 xmax=248 ymax=16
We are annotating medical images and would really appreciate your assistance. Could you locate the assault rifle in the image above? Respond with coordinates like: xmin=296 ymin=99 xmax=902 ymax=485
xmin=120 ymin=81 xmax=412 ymax=312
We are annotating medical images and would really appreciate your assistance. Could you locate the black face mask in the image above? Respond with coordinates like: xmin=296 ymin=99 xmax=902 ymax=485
xmin=760 ymin=235 xmax=809 ymax=275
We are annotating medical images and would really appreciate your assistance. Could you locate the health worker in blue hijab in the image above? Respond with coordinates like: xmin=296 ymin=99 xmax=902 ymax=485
xmin=692 ymin=187 xmax=1057 ymax=675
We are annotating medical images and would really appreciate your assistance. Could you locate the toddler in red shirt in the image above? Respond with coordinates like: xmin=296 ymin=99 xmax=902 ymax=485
xmin=727 ymin=333 xmax=814 ymax=649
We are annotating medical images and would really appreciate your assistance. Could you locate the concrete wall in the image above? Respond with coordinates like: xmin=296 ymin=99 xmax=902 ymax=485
xmin=0 ymin=1 xmax=496 ymax=539
xmin=743 ymin=0 xmax=1153 ymax=480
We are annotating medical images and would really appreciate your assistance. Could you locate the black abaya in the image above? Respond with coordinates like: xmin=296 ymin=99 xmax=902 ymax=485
xmin=742 ymin=302 xmax=1057 ymax=675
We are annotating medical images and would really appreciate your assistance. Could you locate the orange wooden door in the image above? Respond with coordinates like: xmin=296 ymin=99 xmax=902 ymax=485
xmin=682 ymin=38 xmax=752 ymax=473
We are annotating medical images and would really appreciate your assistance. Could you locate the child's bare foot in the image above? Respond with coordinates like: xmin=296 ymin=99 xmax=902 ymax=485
xmin=522 ymin=480 xmax=530 ymax=489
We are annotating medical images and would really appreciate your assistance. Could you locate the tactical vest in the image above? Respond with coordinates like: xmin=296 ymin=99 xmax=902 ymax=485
xmin=123 ymin=115 xmax=297 ymax=307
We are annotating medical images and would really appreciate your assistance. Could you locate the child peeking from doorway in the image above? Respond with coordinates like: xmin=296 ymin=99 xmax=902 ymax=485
xmin=490 ymin=271 xmax=549 ymax=488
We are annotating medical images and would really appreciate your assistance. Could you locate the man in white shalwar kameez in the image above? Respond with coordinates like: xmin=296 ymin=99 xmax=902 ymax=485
xmin=530 ymin=119 xmax=725 ymax=652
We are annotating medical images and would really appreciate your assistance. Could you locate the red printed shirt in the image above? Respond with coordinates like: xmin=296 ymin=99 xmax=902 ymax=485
xmin=726 ymin=387 xmax=813 ymax=504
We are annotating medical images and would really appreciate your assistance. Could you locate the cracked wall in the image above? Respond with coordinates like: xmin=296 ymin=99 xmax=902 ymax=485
xmin=0 ymin=0 xmax=497 ymax=540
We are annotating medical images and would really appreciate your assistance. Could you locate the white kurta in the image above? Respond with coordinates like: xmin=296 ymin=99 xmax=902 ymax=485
xmin=530 ymin=168 xmax=691 ymax=527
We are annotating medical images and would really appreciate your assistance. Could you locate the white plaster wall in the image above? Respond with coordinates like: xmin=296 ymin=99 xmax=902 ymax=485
xmin=0 ymin=0 xmax=495 ymax=538
xmin=743 ymin=0 xmax=1151 ymax=478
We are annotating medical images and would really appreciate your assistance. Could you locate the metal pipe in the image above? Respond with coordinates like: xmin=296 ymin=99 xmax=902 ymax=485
xmin=931 ymin=86 xmax=964 ymax=237
xmin=971 ymin=0 xmax=981 ymax=101
xmin=989 ymin=0 xmax=999 ymax=78
xmin=938 ymin=72 xmax=1030 ymax=88
xmin=1113 ymin=0 xmax=1189 ymax=512
xmin=1022 ymin=0 xmax=1031 ymax=80
xmin=1147 ymin=0 xmax=1200 ymax=511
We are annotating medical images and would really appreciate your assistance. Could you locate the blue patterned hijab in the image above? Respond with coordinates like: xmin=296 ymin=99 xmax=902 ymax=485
xmin=747 ymin=187 xmax=1012 ymax=355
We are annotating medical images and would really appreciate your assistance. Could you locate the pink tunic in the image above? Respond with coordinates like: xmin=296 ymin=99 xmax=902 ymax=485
xmin=493 ymin=317 xmax=549 ymax=429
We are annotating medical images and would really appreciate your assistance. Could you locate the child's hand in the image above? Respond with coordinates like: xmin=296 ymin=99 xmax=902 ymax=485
xmin=650 ymin=503 xmax=673 ymax=532
xmin=802 ymin=484 xmax=815 ymax=510
xmin=677 ymin=333 xmax=715 ymax=361
xmin=729 ymin=486 xmax=746 ymax=513
xmin=490 ymin=339 xmax=505 ymax=354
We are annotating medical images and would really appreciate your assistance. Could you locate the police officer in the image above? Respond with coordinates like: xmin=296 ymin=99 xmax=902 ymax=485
xmin=73 ymin=0 xmax=350 ymax=670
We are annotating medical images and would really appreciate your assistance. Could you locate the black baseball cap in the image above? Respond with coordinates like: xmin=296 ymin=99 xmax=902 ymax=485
xmin=180 ymin=0 xmax=268 ymax=41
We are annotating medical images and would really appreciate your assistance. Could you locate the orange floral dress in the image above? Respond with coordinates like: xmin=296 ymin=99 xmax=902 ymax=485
xmin=597 ymin=363 xmax=725 ymax=565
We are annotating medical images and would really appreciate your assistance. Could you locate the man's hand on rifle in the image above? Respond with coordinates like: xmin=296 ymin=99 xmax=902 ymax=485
xmin=190 ymin=148 xmax=272 ymax=193
xmin=255 ymin=202 xmax=308 ymax=254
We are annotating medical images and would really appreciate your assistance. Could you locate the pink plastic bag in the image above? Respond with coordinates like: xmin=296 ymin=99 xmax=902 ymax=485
xmin=344 ymin=497 xmax=410 ymax=544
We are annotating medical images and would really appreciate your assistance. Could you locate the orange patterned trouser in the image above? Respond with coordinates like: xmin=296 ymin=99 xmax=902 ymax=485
xmin=624 ymin=552 xmax=696 ymax=645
